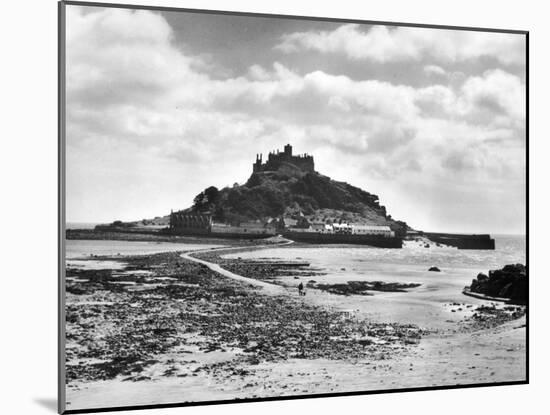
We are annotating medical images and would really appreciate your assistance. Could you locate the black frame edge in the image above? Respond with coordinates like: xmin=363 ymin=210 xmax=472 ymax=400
xmin=58 ymin=1 xmax=67 ymax=414
xmin=525 ymin=30 xmax=530 ymax=385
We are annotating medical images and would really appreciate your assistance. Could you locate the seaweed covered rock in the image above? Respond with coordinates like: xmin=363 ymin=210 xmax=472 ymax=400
xmin=469 ymin=264 xmax=527 ymax=303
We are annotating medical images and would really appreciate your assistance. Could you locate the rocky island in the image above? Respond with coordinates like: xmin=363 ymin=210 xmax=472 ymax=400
xmin=71 ymin=145 xmax=494 ymax=250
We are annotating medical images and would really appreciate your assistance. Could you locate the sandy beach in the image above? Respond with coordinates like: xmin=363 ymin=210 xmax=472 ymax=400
xmin=65 ymin=239 xmax=526 ymax=411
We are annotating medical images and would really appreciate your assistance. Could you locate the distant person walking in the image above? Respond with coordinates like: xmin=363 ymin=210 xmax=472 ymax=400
xmin=298 ymin=282 xmax=304 ymax=296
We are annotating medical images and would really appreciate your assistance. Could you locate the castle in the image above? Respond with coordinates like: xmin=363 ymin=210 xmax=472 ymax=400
xmin=252 ymin=144 xmax=314 ymax=174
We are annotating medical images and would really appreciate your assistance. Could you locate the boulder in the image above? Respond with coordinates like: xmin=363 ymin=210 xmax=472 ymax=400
xmin=428 ymin=266 xmax=441 ymax=272
xmin=476 ymin=272 xmax=488 ymax=282
xmin=468 ymin=264 xmax=526 ymax=303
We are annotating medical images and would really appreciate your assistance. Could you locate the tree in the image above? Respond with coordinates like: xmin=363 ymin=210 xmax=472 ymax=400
xmin=204 ymin=186 xmax=219 ymax=204
xmin=192 ymin=186 xmax=220 ymax=212
xmin=192 ymin=192 xmax=206 ymax=210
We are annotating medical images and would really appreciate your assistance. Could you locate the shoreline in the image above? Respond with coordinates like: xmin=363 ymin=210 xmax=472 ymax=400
xmin=65 ymin=229 xmax=281 ymax=246
xmin=64 ymin=239 xmax=526 ymax=410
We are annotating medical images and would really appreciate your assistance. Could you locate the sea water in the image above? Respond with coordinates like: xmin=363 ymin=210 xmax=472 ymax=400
xmin=65 ymin=239 xmax=224 ymax=270
xmin=65 ymin=239 xmax=223 ymax=259
xmin=224 ymin=235 xmax=525 ymax=275
xmin=223 ymin=235 xmax=526 ymax=327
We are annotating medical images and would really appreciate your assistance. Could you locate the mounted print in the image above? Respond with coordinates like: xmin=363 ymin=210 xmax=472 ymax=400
xmin=58 ymin=1 xmax=528 ymax=413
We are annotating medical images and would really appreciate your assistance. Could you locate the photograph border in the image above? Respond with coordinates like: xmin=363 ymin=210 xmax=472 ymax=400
xmin=57 ymin=1 xmax=529 ymax=413
xmin=59 ymin=1 xmax=67 ymax=413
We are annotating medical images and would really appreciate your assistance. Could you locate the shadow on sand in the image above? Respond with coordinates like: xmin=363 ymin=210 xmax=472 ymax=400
xmin=34 ymin=398 xmax=57 ymax=413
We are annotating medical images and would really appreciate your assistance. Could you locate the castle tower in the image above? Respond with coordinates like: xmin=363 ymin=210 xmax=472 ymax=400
xmin=253 ymin=153 xmax=263 ymax=173
xmin=284 ymin=143 xmax=292 ymax=157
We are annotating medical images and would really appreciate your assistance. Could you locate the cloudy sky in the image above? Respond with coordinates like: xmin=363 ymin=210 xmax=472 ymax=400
xmin=65 ymin=4 xmax=526 ymax=234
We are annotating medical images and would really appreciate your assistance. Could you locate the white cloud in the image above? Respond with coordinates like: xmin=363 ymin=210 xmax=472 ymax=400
xmin=460 ymin=69 xmax=526 ymax=123
xmin=67 ymin=7 xmax=525 ymax=158
xmin=67 ymin=7 xmax=205 ymax=107
xmin=276 ymin=24 xmax=526 ymax=65
xmin=424 ymin=64 xmax=447 ymax=76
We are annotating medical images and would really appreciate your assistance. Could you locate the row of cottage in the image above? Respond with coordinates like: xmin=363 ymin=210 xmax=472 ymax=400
xmin=169 ymin=211 xmax=394 ymax=238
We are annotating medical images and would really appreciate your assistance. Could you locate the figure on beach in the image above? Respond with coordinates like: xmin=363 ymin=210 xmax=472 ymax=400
xmin=298 ymin=282 xmax=305 ymax=296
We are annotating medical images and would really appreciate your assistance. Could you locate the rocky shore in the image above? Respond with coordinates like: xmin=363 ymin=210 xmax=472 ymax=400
xmin=307 ymin=281 xmax=422 ymax=296
xmin=66 ymin=250 xmax=424 ymax=389
xmin=65 ymin=241 xmax=527 ymax=409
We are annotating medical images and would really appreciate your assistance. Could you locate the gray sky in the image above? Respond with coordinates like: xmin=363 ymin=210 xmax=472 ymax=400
xmin=65 ymin=5 xmax=526 ymax=234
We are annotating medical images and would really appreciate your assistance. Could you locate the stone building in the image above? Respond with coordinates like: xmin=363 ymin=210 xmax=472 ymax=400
xmin=169 ymin=211 xmax=212 ymax=235
xmin=280 ymin=215 xmax=310 ymax=230
xmin=351 ymin=224 xmax=394 ymax=237
xmin=253 ymin=144 xmax=314 ymax=174
xmin=211 ymin=221 xmax=274 ymax=235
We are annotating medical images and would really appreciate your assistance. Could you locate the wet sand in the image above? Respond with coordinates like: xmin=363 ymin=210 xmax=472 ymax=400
xmin=65 ymin=240 xmax=526 ymax=411
xmin=67 ymin=319 xmax=525 ymax=410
